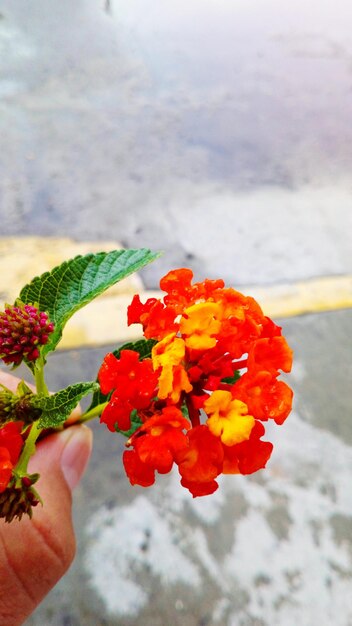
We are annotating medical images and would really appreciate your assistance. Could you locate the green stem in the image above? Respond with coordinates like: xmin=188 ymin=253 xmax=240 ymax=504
xmin=15 ymin=354 xmax=49 ymax=476
xmin=34 ymin=355 xmax=49 ymax=396
xmin=78 ymin=402 xmax=108 ymax=424
xmin=15 ymin=421 xmax=42 ymax=476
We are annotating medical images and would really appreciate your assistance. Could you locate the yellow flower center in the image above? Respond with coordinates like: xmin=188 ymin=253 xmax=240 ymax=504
xmin=152 ymin=333 xmax=192 ymax=402
xmin=204 ymin=390 xmax=255 ymax=446
xmin=180 ymin=302 xmax=222 ymax=350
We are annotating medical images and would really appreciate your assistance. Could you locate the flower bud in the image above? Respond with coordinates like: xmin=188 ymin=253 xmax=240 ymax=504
xmin=0 ymin=302 xmax=54 ymax=366
xmin=0 ymin=388 xmax=42 ymax=426
xmin=0 ymin=389 xmax=18 ymax=426
xmin=0 ymin=473 xmax=41 ymax=523
xmin=13 ymin=394 xmax=42 ymax=424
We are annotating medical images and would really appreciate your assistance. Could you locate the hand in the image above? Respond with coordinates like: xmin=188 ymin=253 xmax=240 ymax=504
xmin=0 ymin=371 xmax=92 ymax=626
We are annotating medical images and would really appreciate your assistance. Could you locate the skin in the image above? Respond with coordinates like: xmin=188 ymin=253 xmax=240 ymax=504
xmin=0 ymin=371 xmax=92 ymax=626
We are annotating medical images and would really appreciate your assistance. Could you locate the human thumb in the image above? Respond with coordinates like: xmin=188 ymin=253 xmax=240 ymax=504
xmin=0 ymin=425 xmax=92 ymax=626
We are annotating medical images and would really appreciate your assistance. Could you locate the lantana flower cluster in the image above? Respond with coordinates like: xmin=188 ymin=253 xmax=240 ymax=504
xmin=98 ymin=268 xmax=293 ymax=497
xmin=0 ymin=254 xmax=294 ymax=521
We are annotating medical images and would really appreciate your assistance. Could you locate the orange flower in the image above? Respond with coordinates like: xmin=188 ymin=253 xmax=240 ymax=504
xmin=99 ymin=266 xmax=294 ymax=497
xmin=152 ymin=333 xmax=192 ymax=402
xmin=248 ymin=336 xmax=293 ymax=373
xmin=160 ymin=268 xmax=196 ymax=313
xmin=234 ymin=369 xmax=293 ymax=425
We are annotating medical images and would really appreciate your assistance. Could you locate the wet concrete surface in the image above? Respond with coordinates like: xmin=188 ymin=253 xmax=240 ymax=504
xmin=1 ymin=0 xmax=352 ymax=624
xmin=1 ymin=0 xmax=352 ymax=287
xmin=0 ymin=308 xmax=346 ymax=626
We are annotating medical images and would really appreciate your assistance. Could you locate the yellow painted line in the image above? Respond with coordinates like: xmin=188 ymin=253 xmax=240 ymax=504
xmin=241 ymin=275 xmax=352 ymax=319
xmin=1 ymin=237 xmax=351 ymax=349
xmin=0 ymin=236 xmax=143 ymax=303
xmin=61 ymin=276 xmax=352 ymax=349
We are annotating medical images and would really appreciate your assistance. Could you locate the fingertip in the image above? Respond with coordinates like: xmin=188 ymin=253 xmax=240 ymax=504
xmin=28 ymin=425 xmax=93 ymax=493
xmin=60 ymin=425 xmax=93 ymax=491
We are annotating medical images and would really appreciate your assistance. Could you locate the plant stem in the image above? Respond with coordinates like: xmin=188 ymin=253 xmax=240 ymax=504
xmin=15 ymin=354 xmax=49 ymax=476
xmin=15 ymin=421 xmax=42 ymax=476
xmin=34 ymin=355 xmax=49 ymax=396
xmin=78 ymin=402 xmax=108 ymax=424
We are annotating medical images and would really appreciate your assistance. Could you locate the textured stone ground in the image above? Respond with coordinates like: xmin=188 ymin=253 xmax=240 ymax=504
xmin=10 ymin=309 xmax=348 ymax=626
xmin=0 ymin=0 xmax=352 ymax=624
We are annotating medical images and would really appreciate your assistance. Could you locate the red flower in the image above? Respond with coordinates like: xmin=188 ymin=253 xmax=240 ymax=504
xmin=187 ymin=349 xmax=234 ymax=388
xmin=0 ymin=449 xmax=13 ymax=494
xmin=0 ymin=422 xmax=23 ymax=493
xmin=122 ymin=450 xmax=155 ymax=487
xmin=98 ymin=350 xmax=158 ymax=431
xmin=100 ymin=396 xmax=134 ymax=432
xmin=177 ymin=425 xmax=224 ymax=497
xmin=127 ymin=294 xmax=159 ymax=326
xmin=131 ymin=407 xmax=189 ymax=473
xmin=123 ymin=407 xmax=190 ymax=484
xmin=99 ymin=350 xmax=157 ymax=402
xmin=128 ymin=296 xmax=178 ymax=340
xmin=222 ymin=421 xmax=273 ymax=475
xmin=260 ymin=316 xmax=283 ymax=339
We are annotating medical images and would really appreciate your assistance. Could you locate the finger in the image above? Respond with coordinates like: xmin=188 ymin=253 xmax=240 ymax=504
xmin=0 ymin=371 xmax=25 ymax=393
xmin=0 ymin=425 xmax=92 ymax=626
xmin=64 ymin=403 xmax=82 ymax=425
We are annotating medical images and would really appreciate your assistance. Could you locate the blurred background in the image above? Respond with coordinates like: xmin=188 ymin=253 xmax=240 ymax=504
xmin=0 ymin=1 xmax=352 ymax=625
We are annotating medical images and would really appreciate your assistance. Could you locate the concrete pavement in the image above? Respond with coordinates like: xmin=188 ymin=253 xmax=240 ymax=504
xmin=1 ymin=0 xmax=352 ymax=623
xmin=16 ymin=308 xmax=351 ymax=626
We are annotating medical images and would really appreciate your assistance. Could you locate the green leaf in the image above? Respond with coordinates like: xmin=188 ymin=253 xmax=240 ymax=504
xmin=221 ymin=371 xmax=241 ymax=385
xmin=88 ymin=337 xmax=157 ymax=412
xmin=18 ymin=248 xmax=160 ymax=357
xmin=180 ymin=401 xmax=190 ymax=419
xmin=115 ymin=409 xmax=143 ymax=439
xmin=35 ymin=381 xmax=99 ymax=428
xmin=112 ymin=338 xmax=158 ymax=361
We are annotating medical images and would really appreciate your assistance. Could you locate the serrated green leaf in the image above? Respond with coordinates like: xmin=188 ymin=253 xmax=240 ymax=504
xmin=88 ymin=337 xmax=157 ymax=412
xmin=115 ymin=409 xmax=143 ymax=439
xmin=18 ymin=249 xmax=160 ymax=357
xmin=35 ymin=381 xmax=99 ymax=428
xmin=113 ymin=338 xmax=158 ymax=361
